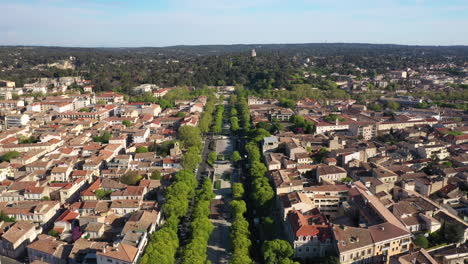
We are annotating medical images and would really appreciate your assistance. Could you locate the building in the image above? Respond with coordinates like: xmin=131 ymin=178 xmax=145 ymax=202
xmin=251 ymin=49 xmax=257 ymax=57
xmin=27 ymin=235 xmax=70 ymax=264
xmin=0 ymin=221 xmax=41 ymax=259
xmin=285 ymin=210 xmax=333 ymax=260
xmin=316 ymin=164 xmax=348 ymax=183
xmin=96 ymin=92 xmax=124 ymax=104
xmin=349 ymin=122 xmax=378 ymax=140
xmin=303 ymin=185 xmax=350 ymax=218
xmin=262 ymin=136 xmax=279 ymax=153
xmin=97 ymin=243 xmax=139 ymax=264
xmin=5 ymin=114 xmax=29 ymax=128
xmin=0 ymin=201 xmax=60 ymax=224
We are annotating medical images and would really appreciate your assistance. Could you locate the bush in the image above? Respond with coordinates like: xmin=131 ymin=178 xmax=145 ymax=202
xmin=48 ymin=230 xmax=60 ymax=238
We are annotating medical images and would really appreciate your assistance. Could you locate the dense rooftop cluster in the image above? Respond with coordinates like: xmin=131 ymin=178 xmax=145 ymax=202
xmin=0 ymin=44 xmax=466 ymax=264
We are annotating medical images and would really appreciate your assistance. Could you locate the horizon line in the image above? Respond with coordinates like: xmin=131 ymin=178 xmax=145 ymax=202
xmin=1 ymin=42 xmax=468 ymax=49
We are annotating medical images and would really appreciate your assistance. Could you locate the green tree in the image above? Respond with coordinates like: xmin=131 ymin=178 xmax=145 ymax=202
xmin=48 ymin=230 xmax=60 ymax=238
xmin=178 ymin=126 xmax=202 ymax=149
xmin=279 ymin=98 xmax=295 ymax=109
xmin=231 ymin=116 xmax=240 ymax=132
xmin=120 ymin=171 xmax=143 ymax=185
xmin=231 ymin=151 xmax=242 ymax=163
xmin=79 ymin=107 xmax=91 ymax=112
xmin=93 ymin=131 xmax=112 ymax=144
xmin=182 ymin=150 xmax=202 ymax=171
xmin=245 ymin=142 xmax=261 ymax=162
xmin=0 ymin=211 xmax=15 ymax=222
xmin=122 ymin=120 xmax=132 ymax=127
xmin=313 ymin=148 xmax=328 ymax=163
xmin=252 ymin=128 xmax=271 ymax=143
xmin=175 ymin=111 xmax=186 ymax=118
xmin=140 ymin=217 xmax=179 ymax=264
xmin=368 ymin=103 xmax=383 ymax=111
xmin=95 ymin=189 xmax=112 ymax=200
xmin=414 ymin=234 xmax=429 ymax=248
xmin=207 ymin=151 xmax=217 ymax=166
xmin=262 ymin=239 xmax=298 ymax=264
xmin=1 ymin=151 xmax=20 ymax=162
xmin=250 ymin=161 xmax=267 ymax=178
xmin=232 ymin=183 xmax=245 ymax=200
xmin=251 ymin=177 xmax=274 ymax=207
xmin=340 ymin=177 xmax=353 ymax=183
xmin=444 ymin=222 xmax=464 ymax=243
xmin=230 ymin=200 xmax=253 ymax=264
xmin=386 ymin=100 xmax=400 ymax=110
xmin=135 ymin=146 xmax=148 ymax=153
xmin=151 ymin=170 xmax=162 ymax=180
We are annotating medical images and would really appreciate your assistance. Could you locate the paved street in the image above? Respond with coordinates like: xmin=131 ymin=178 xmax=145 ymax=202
xmin=207 ymin=127 xmax=235 ymax=263
xmin=207 ymin=218 xmax=232 ymax=264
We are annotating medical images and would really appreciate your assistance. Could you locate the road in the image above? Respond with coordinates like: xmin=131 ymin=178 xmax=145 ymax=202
xmin=207 ymin=133 xmax=236 ymax=264
xmin=207 ymin=218 xmax=231 ymax=264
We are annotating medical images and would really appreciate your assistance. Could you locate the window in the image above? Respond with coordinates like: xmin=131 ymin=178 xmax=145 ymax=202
xmin=107 ymin=259 xmax=113 ymax=263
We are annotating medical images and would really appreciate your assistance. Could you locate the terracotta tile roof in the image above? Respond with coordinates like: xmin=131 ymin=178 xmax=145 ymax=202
xmin=55 ymin=209 xmax=80 ymax=224
xmin=287 ymin=210 xmax=331 ymax=241
xmin=98 ymin=243 xmax=138 ymax=263
xmin=27 ymin=236 xmax=70 ymax=258
xmin=2 ymin=221 xmax=36 ymax=244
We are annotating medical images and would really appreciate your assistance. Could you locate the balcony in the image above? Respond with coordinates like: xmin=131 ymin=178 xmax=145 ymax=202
xmin=401 ymin=240 xmax=411 ymax=246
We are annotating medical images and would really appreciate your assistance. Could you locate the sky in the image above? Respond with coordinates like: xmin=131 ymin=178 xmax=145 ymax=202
xmin=1 ymin=0 xmax=467 ymax=47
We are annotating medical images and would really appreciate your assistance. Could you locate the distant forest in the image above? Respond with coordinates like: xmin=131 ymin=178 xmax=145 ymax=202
xmin=0 ymin=43 xmax=467 ymax=97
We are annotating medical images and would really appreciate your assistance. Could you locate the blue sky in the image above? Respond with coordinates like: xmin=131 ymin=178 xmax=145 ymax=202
xmin=1 ymin=0 xmax=467 ymax=47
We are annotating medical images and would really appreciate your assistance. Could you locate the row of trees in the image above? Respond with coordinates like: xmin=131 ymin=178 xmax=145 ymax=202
xmin=212 ymin=104 xmax=225 ymax=134
xmin=178 ymin=98 xmax=218 ymax=263
xmin=142 ymin=113 xmax=210 ymax=263
xmin=230 ymin=197 xmax=254 ymax=264
xmin=230 ymin=104 xmax=241 ymax=133
xmin=236 ymin=92 xmax=297 ymax=263
xmin=140 ymin=169 xmax=197 ymax=264
xmin=235 ymin=94 xmax=275 ymax=209
xmin=229 ymin=94 xmax=255 ymax=263
xmin=198 ymin=98 xmax=216 ymax=134
xmin=179 ymin=178 xmax=215 ymax=264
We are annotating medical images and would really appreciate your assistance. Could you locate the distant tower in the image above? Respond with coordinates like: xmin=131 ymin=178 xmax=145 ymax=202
xmin=251 ymin=49 xmax=257 ymax=57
